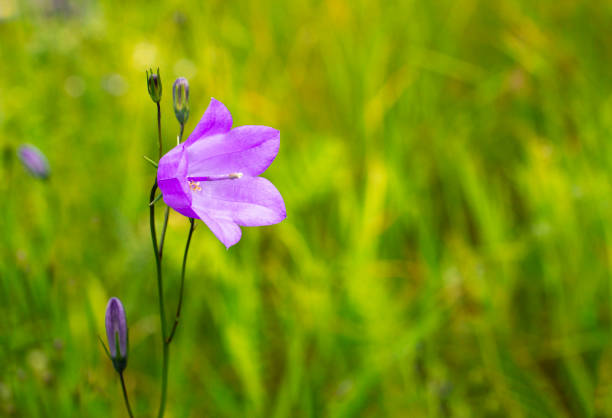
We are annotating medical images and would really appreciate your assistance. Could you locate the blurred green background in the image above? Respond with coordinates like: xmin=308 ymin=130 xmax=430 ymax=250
xmin=2 ymin=0 xmax=612 ymax=416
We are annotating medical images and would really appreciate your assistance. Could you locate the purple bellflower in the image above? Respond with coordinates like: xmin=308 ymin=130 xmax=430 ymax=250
xmin=17 ymin=144 xmax=50 ymax=179
xmin=157 ymin=98 xmax=286 ymax=248
xmin=105 ymin=297 xmax=128 ymax=372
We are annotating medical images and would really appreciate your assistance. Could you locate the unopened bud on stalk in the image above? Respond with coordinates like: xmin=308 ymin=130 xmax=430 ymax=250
xmin=173 ymin=77 xmax=190 ymax=125
xmin=146 ymin=68 xmax=162 ymax=103
xmin=105 ymin=297 xmax=128 ymax=373
xmin=17 ymin=144 xmax=50 ymax=180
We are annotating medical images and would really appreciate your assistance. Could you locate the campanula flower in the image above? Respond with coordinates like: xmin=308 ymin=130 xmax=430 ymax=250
xmin=157 ymin=98 xmax=286 ymax=248
xmin=17 ymin=144 xmax=50 ymax=179
xmin=105 ymin=297 xmax=128 ymax=372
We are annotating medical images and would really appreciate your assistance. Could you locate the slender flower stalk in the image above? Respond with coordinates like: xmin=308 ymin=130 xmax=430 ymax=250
xmin=147 ymin=69 xmax=170 ymax=418
xmin=149 ymin=181 xmax=169 ymax=418
xmin=119 ymin=372 xmax=133 ymax=418
xmin=167 ymin=218 xmax=194 ymax=343
xmin=157 ymin=103 xmax=162 ymax=160
xmin=158 ymin=204 xmax=170 ymax=258
xmin=150 ymin=78 xmax=195 ymax=418
xmin=151 ymin=75 xmax=170 ymax=261
xmin=155 ymin=91 xmax=171 ymax=258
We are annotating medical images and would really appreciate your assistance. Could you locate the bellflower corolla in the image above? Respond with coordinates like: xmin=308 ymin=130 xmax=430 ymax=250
xmin=105 ymin=297 xmax=128 ymax=372
xmin=157 ymin=98 xmax=286 ymax=248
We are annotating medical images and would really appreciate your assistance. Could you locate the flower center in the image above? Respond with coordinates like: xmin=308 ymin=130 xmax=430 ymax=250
xmin=188 ymin=181 xmax=202 ymax=191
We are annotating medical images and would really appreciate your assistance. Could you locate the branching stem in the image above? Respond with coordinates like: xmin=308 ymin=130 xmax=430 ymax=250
xmin=150 ymin=182 xmax=169 ymax=418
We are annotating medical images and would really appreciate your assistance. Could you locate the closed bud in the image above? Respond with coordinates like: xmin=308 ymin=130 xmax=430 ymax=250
xmin=105 ymin=297 xmax=128 ymax=373
xmin=173 ymin=77 xmax=190 ymax=124
xmin=146 ymin=68 xmax=162 ymax=103
xmin=17 ymin=144 xmax=50 ymax=180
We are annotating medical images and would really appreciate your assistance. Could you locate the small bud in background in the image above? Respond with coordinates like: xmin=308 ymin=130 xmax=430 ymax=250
xmin=172 ymin=77 xmax=190 ymax=125
xmin=146 ymin=68 xmax=162 ymax=103
xmin=105 ymin=297 xmax=128 ymax=373
xmin=17 ymin=144 xmax=50 ymax=180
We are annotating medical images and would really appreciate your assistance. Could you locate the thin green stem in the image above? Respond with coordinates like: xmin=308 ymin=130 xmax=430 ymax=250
xmin=178 ymin=123 xmax=184 ymax=145
xmin=166 ymin=121 xmax=188 ymax=344
xmin=159 ymin=343 xmax=169 ymax=418
xmin=156 ymin=102 xmax=162 ymax=159
xmin=155 ymin=101 xmax=171 ymax=260
xmin=158 ymin=207 xmax=170 ymax=258
xmin=150 ymin=80 xmax=170 ymax=418
xmin=119 ymin=371 xmax=134 ymax=418
xmin=150 ymin=182 xmax=169 ymax=418
xmin=167 ymin=218 xmax=195 ymax=343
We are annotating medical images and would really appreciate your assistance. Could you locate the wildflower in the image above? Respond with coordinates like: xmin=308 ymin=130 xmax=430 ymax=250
xmin=157 ymin=98 xmax=286 ymax=248
xmin=17 ymin=144 xmax=50 ymax=179
xmin=146 ymin=68 xmax=162 ymax=103
xmin=105 ymin=297 xmax=128 ymax=373
xmin=173 ymin=77 xmax=190 ymax=124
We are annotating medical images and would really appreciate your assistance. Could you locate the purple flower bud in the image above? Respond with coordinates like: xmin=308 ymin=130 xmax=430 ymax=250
xmin=105 ymin=297 xmax=128 ymax=372
xmin=146 ymin=68 xmax=162 ymax=103
xmin=173 ymin=77 xmax=190 ymax=125
xmin=17 ymin=144 xmax=50 ymax=179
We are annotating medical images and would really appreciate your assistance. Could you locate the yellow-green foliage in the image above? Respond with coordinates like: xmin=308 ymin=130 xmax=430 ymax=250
xmin=1 ymin=0 xmax=612 ymax=416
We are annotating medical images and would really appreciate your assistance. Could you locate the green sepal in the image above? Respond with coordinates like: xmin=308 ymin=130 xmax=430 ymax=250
xmin=150 ymin=193 xmax=163 ymax=206
xmin=98 ymin=335 xmax=112 ymax=361
xmin=111 ymin=332 xmax=128 ymax=373
xmin=143 ymin=155 xmax=158 ymax=168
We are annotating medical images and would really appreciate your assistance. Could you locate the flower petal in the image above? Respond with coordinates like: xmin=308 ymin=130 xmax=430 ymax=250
xmin=190 ymin=176 xmax=286 ymax=247
xmin=186 ymin=126 xmax=280 ymax=178
xmin=185 ymin=98 xmax=232 ymax=145
xmin=196 ymin=212 xmax=242 ymax=249
xmin=157 ymin=144 xmax=197 ymax=217
xmin=157 ymin=143 xmax=186 ymax=181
